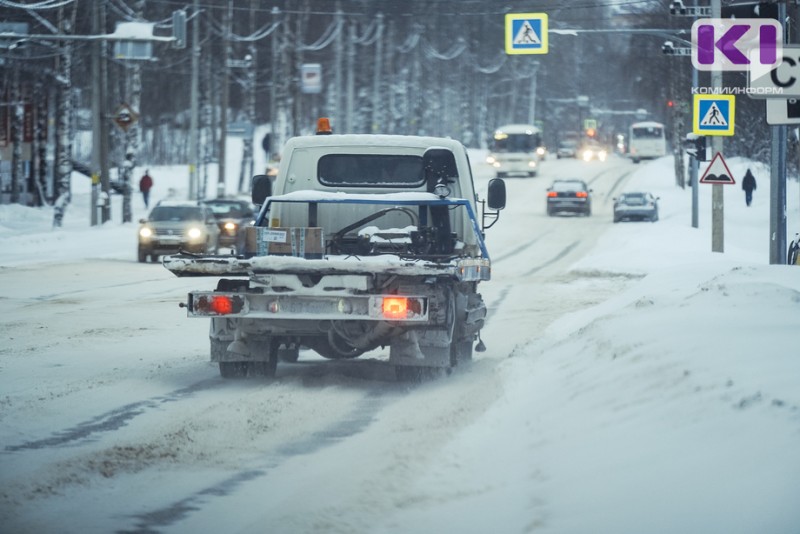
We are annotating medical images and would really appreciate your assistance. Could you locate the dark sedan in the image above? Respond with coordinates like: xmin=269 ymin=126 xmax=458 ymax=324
xmin=546 ymin=179 xmax=592 ymax=216
xmin=613 ymin=192 xmax=659 ymax=223
xmin=201 ymin=198 xmax=255 ymax=250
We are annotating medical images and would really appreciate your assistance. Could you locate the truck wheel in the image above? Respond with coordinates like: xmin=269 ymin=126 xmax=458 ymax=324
xmin=278 ymin=346 xmax=300 ymax=363
xmin=219 ymin=361 xmax=248 ymax=378
xmin=248 ymin=359 xmax=277 ymax=378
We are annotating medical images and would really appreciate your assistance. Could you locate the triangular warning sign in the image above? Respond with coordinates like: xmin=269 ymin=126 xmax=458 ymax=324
xmin=700 ymin=102 xmax=727 ymax=126
xmin=699 ymin=152 xmax=736 ymax=184
xmin=513 ymin=21 xmax=541 ymax=45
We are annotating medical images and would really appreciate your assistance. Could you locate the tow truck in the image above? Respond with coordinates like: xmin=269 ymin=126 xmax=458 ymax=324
xmin=164 ymin=119 xmax=506 ymax=380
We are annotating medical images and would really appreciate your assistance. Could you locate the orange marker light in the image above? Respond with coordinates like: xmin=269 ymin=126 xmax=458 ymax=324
xmin=382 ymin=297 xmax=408 ymax=320
xmin=316 ymin=117 xmax=332 ymax=135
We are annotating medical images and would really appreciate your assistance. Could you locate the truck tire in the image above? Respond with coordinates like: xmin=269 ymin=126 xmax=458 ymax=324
xmin=248 ymin=358 xmax=278 ymax=378
xmin=213 ymin=338 xmax=278 ymax=378
xmin=278 ymin=346 xmax=300 ymax=363
xmin=219 ymin=361 xmax=248 ymax=378
xmin=449 ymin=287 xmax=481 ymax=366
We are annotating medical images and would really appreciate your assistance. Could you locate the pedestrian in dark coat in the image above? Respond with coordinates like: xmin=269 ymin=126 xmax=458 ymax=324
xmin=742 ymin=168 xmax=756 ymax=207
xmin=139 ymin=170 xmax=153 ymax=208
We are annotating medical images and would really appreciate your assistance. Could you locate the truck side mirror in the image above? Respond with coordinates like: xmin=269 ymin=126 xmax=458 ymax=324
xmin=251 ymin=174 xmax=272 ymax=205
xmin=487 ymin=178 xmax=506 ymax=210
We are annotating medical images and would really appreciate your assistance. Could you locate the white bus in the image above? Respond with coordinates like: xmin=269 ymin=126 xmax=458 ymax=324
xmin=486 ymin=124 xmax=544 ymax=178
xmin=628 ymin=121 xmax=667 ymax=164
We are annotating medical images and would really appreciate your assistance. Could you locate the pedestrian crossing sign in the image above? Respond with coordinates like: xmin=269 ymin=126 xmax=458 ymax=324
xmin=505 ymin=13 xmax=548 ymax=55
xmin=693 ymin=94 xmax=735 ymax=136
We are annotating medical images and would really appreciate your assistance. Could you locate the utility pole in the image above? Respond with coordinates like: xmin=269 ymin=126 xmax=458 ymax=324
xmin=99 ymin=3 xmax=110 ymax=224
xmin=770 ymin=1 xmax=788 ymax=264
xmin=691 ymin=68 xmax=699 ymax=229
xmin=528 ymin=61 xmax=539 ymax=124
xmin=218 ymin=1 xmax=232 ymax=198
xmin=334 ymin=5 xmax=343 ymax=130
xmin=91 ymin=0 xmax=111 ymax=225
xmin=371 ymin=13 xmax=384 ymax=133
xmin=711 ymin=0 xmax=724 ymax=253
xmin=10 ymin=63 xmax=22 ymax=205
xmin=188 ymin=0 xmax=200 ymax=200
xmin=345 ymin=21 xmax=355 ymax=133
xmin=269 ymin=8 xmax=280 ymax=157
xmin=53 ymin=13 xmax=73 ymax=228
xmin=237 ymin=0 xmax=257 ymax=194
xmin=122 ymin=1 xmax=145 ymax=224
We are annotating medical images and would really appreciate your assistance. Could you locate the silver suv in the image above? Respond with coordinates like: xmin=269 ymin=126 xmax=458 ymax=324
xmin=137 ymin=201 xmax=220 ymax=263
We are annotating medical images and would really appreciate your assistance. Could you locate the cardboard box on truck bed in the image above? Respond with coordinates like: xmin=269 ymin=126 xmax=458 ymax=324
xmin=245 ymin=227 xmax=324 ymax=258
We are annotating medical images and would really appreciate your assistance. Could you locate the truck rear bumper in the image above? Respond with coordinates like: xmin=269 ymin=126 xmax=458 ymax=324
xmin=187 ymin=292 xmax=430 ymax=322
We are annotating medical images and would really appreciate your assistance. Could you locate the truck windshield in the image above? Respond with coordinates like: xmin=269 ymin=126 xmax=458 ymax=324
xmin=318 ymin=154 xmax=425 ymax=188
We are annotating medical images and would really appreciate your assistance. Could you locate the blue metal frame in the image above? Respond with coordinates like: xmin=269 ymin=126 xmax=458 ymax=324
xmin=256 ymin=194 xmax=489 ymax=259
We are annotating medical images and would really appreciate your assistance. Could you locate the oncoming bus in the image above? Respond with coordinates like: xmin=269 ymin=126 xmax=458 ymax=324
xmin=486 ymin=124 xmax=543 ymax=178
xmin=628 ymin=121 xmax=666 ymax=164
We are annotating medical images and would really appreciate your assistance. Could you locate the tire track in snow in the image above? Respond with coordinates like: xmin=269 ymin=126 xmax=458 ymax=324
xmin=486 ymin=241 xmax=581 ymax=321
xmin=123 ymin=389 xmax=399 ymax=532
xmin=3 ymin=379 xmax=219 ymax=452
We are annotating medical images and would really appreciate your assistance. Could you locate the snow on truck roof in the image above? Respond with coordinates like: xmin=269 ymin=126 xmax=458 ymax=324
xmin=271 ymin=190 xmax=454 ymax=203
xmin=283 ymin=134 xmax=465 ymax=151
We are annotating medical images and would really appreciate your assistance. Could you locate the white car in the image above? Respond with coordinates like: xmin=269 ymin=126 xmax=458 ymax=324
xmin=556 ymin=141 xmax=578 ymax=159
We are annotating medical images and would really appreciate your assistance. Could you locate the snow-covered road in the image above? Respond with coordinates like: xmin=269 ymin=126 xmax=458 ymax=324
xmin=2 ymin=152 xmax=799 ymax=533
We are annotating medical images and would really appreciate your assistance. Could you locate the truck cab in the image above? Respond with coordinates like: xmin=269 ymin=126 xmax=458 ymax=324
xmin=255 ymin=133 xmax=485 ymax=258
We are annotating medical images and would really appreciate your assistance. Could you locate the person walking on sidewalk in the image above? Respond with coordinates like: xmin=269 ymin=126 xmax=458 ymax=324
xmin=139 ymin=170 xmax=154 ymax=208
xmin=742 ymin=168 xmax=756 ymax=207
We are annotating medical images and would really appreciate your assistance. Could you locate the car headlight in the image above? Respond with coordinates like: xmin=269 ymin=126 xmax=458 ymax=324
xmin=598 ymin=150 xmax=608 ymax=161
xmin=528 ymin=160 xmax=537 ymax=168
xmin=187 ymin=227 xmax=204 ymax=240
xmin=139 ymin=227 xmax=153 ymax=239
xmin=536 ymin=147 xmax=545 ymax=156
xmin=582 ymin=150 xmax=593 ymax=161
xmin=486 ymin=155 xmax=496 ymax=165
xmin=223 ymin=221 xmax=237 ymax=232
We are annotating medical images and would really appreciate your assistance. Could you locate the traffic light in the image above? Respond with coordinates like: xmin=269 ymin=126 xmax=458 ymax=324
xmin=670 ymin=1 xmax=687 ymax=16
xmin=684 ymin=134 xmax=708 ymax=161
xmin=696 ymin=136 xmax=708 ymax=161
xmin=667 ymin=100 xmax=674 ymax=108
xmin=172 ymin=9 xmax=186 ymax=49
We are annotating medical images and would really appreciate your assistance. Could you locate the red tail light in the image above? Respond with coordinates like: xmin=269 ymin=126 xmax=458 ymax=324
xmin=547 ymin=191 xmax=558 ymax=198
xmin=575 ymin=191 xmax=588 ymax=198
xmin=211 ymin=296 xmax=234 ymax=314
xmin=193 ymin=294 xmax=244 ymax=315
